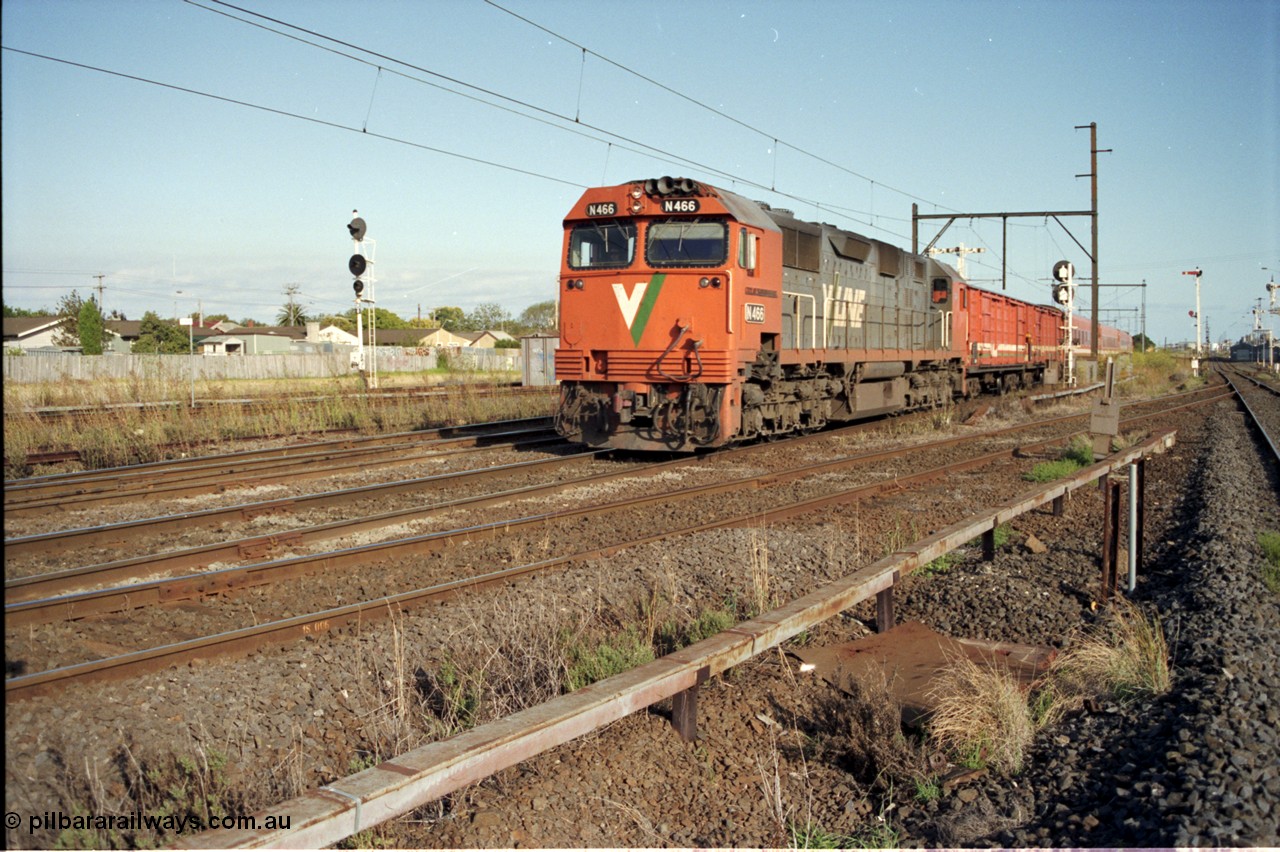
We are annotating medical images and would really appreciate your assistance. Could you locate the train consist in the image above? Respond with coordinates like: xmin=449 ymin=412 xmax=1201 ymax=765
xmin=554 ymin=177 xmax=1131 ymax=451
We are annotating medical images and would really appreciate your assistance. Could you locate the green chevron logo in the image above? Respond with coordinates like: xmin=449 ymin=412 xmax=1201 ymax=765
xmin=612 ymin=273 xmax=666 ymax=346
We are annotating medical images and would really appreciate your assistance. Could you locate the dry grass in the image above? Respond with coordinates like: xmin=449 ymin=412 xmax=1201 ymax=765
xmin=925 ymin=598 xmax=1171 ymax=778
xmin=817 ymin=667 xmax=928 ymax=791
xmin=1049 ymin=597 xmax=1171 ymax=707
xmin=926 ymin=653 xmax=1036 ymax=774
xmin=4 ymin=376 xmax=553 ymax=476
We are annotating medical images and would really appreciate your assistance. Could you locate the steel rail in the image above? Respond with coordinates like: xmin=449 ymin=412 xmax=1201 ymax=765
xmin=3 ymin=429 xmax=561 ymax=515
xmin=4 ymin=448 xmax=608 ymax=564
xmin=1220 ymin=369 xmax=1280 ymax=465
xmin=4 ymin=383 xmax=1229 ymax=560
xmin=5 ymin=383 xmax=544 ymax=422
xmin=5 ymin=428 xmax=1174 ymax=702
xmin=1 ymin=414 xmax=1117 ymax=623
xmin=5 ymin=386 xmax=1232 ymax=620
xmin=6 ymin=417 xmax=550 ymax=489
xmin=183 ymin=430 xmax=1178 ymax=848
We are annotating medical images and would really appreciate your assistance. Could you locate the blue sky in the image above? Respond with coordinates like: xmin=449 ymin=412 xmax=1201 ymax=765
xmin=2 ymin=0 xmax=1276 ymax=345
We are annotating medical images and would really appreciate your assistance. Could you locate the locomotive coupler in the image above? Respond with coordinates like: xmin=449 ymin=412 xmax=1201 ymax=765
xmin=613 ymin=390 xmax=635 ymax=423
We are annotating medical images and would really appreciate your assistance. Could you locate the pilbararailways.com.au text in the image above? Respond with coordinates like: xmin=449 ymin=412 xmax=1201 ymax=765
xmin=10 ymin=810 xmax=291 ymax=835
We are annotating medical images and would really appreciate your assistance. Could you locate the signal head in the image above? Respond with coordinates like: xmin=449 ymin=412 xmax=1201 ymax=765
xmin=348 ymin=212 xmax=367 ymax=241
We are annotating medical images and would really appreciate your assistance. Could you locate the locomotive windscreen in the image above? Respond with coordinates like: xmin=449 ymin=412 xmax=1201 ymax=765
xmin=645 ymin=219 xmax=728 ymax=267
xmin=568 ymin=221 xmax=636 ymax=269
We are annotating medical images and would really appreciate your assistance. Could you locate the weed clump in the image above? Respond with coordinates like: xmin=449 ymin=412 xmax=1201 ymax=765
xmin=564 ymin=628 xmax=654 ymax=691
xmin=1259 ymin=530 xmax=1280 ymax=593
xmin=1024 ymin=436 xmax=1096 ymax=482
xmin=1050 ymin=597 xmax=1171 ymax=706
xmin=927 ymin=655 xmax=1035 ymax=774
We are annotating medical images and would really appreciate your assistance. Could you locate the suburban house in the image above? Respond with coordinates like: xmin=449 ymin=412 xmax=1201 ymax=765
xmin=417 ymin=327 xmax=471 ymax=348
xmin=199 ymin=326 xmax=304 ymax=355
xmin=462 ymin=330 xmax=517 ymax=348
xmin=4 ymin=316 xmax=148 ymax=354
xmin=4 ymin=316 xmax=74 ymax=352
xmin=6 ymin=314 xmax=522 ymax=356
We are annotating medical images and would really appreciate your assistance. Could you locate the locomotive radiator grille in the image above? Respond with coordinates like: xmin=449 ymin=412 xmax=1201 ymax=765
xmin=603 ymin=350 xmax=736 ymax=384
xmin=554 ymin=349 xmax=586 ymax=380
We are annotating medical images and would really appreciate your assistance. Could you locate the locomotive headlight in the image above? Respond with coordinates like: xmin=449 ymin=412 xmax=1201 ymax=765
xmin=565 ymin=279 xmax=584 ymax=291
xmin=629 ymin=186 xmax=643 ymax=199
xmin=630 ymin=200 xmax=644 ymax=214
xmin=711 ymin=277 xmax=722 ymax=288
xmin=699 ymin=277 xmax=710 ymax=288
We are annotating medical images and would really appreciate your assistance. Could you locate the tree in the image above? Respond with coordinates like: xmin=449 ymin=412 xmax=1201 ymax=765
xmin=277 ymin=282 xmax=310 ymax=326
xmin=517 ymin=300 xmax=558 ymax=335
xmin=78 ymin=298 xmax=106 ymax=355
xmin=464 ymin=302 xmax=512 ymax=332
xmin=52 ymin=290 xmax=86 ymax=347
xmin=1132 ymin=333 xmax=1154 ymax=352
xmin=132 ymin=311 xmax=190 ymax=354
xmin=317 ymin=314 xmax=354 ymax=333
xmin=430 ymin=306 xmax=465 ymax=331
xmin=203 ymin=313 xmax=230 ymax=325
xmin=338 ymin=306 xmax=410 ymax=330
xmin=3 ymin=303 xmax=49 ymax=318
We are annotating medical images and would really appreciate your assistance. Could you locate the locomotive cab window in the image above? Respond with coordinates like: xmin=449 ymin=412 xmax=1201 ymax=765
xmin=646 ymin=219 xmax=728 ymax=267
xmin=738 ymin=228 xmax=758 ymax=271
xmin=931 ymin=277 xmax=950 ymax=304
xmin=568 ymin=221 xmax=637 ymax=270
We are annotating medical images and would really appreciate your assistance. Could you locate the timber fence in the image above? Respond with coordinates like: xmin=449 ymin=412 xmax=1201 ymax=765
xmin=2 ymin=347 xmax=520 ymax=384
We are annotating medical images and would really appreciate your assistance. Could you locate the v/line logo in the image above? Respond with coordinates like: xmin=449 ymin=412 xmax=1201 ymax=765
xmin=611 ymin=274 xmax=666 ymax=346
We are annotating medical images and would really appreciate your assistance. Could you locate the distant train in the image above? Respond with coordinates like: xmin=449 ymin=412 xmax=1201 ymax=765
xmin=554 ymin=178 xmax=1131 ymax=451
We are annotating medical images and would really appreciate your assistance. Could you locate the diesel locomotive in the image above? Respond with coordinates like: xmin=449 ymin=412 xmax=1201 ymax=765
xmin=554 ymin=177 xmax=1130 ymax=451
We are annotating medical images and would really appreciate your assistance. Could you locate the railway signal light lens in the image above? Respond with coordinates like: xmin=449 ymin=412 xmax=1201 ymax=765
xmin=348 ymin=212 xmax=367 ymax=241
xmin=353 ymin=279 xmax=364 ymax=296
xmin=348 ymin=254 xmax=367 ymax=277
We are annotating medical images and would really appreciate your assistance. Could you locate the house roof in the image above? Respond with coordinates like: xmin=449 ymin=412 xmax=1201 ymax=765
xmin=3 ymin=316 xmax=67 ymax=338
xmin=231 ymin=326 xmax=307 ymax=339
xmin=104 ymin=320 xmax=143 ymax=338
xmin=368 ymin=328 xmax=429 ymax=346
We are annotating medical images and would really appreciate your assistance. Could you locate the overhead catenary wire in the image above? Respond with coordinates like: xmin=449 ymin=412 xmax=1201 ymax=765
xmin=189 ymin=0 xmax=937 ymax=234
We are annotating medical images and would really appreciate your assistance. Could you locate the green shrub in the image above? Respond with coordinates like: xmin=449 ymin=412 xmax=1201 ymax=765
xmin=1259 ymin=531 xmax=1280 ymax=593
xmin=565 ymin=629 xmax=654 ymax=691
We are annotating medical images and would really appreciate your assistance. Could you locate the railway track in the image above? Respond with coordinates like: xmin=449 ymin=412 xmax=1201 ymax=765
xmin=4 ymin=383 xmax=1228 ymax=701
xmin=1219 ymin=364 xmax=1280 ymax=464
xmin=3 ymin=418 xmax=557 ymax=514
xmin=5 ymin=383 xmax=1226 ymax=596
xmin=6 ymin=385 xmax=556 ymax=468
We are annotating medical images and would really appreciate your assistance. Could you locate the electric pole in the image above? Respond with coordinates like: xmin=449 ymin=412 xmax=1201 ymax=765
xmin=1075 ymin=122 xmax=1110 ymax=362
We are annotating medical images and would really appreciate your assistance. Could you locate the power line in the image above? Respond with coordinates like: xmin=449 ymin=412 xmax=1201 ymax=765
xmin=1 ymin=46 xmax=587 ymax=191
xmin=191 ymin=0 xmax=942 ymax=236
xmin=482 ymin=0 xmax=956 ymax=211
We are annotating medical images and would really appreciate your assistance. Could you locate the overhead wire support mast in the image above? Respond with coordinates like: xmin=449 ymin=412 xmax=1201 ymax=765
xmin=911 ymin=123 xmax=1108 ymax=359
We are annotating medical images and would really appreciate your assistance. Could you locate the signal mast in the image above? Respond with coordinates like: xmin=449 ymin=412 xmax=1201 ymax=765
xmin=1052 ymin=260 xmax=1076 ymax=386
